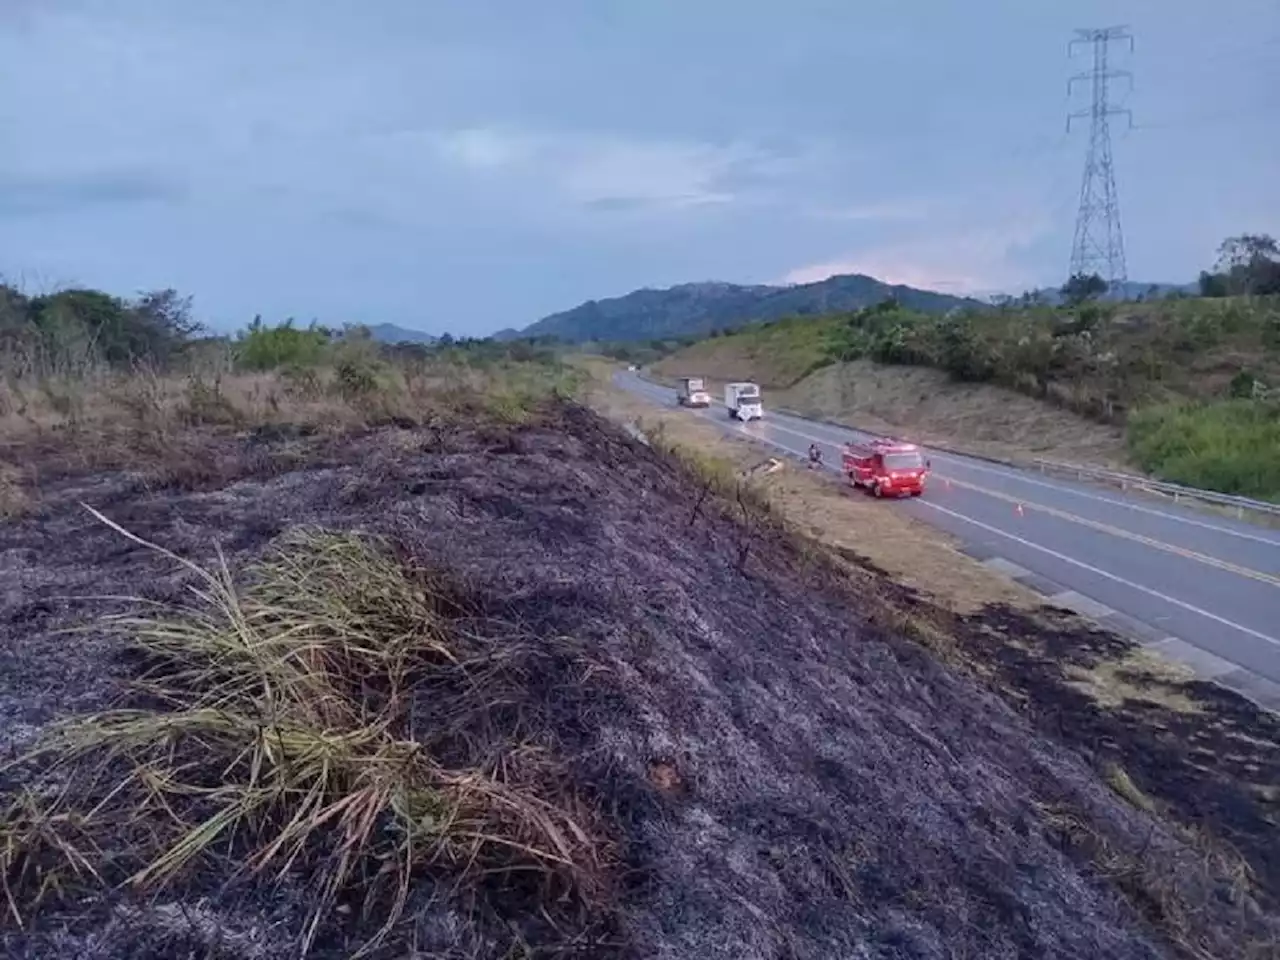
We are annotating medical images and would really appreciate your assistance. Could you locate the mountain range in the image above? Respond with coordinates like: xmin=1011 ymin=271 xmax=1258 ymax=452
xmin=494 ymin=274 xmax=980 ymax=343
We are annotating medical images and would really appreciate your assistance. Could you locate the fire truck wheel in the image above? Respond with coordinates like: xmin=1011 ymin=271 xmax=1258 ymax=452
xmin=872 ymin=482 xmax=883 ymax=498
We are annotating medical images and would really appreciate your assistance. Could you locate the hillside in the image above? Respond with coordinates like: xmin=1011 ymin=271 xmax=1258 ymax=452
xmin=3 ymin=281 xmax=1280 ymax=956
xmin=505 ymin=273 xmax=978 ymax=343
xmin=3 ymin=347 xmax=1279 ymax=958
xmin=652 ymin=295 xmax=1280 ymax=497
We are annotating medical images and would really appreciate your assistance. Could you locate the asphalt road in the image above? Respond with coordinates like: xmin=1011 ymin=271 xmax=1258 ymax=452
xmin=615 ymin=370 xmax=1280 ymax=693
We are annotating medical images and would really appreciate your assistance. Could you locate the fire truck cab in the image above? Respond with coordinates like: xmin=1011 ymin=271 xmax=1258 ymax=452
xmin=841 ymin=439 xmax=931 ymax=498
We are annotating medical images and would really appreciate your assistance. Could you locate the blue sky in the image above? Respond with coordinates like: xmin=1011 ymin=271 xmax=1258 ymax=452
xmin=1 ymin=1 xmax=1276 ymax=336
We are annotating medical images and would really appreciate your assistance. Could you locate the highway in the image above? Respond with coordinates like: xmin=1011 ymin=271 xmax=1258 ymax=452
xmin=614 ymin=370 xmax=1280 ymax=705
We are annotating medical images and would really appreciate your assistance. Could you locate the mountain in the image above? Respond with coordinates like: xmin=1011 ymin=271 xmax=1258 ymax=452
xmin=500 ymin=274 xmax=981 ymax=344
xmin=365 ymin=323 xmax=438 ymax=345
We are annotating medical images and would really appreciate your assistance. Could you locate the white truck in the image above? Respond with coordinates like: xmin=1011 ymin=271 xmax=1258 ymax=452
xmin=677 ymin=376 xmax=712 ymax=408
xmin=725 ymin=381 xmax=763 ymax=422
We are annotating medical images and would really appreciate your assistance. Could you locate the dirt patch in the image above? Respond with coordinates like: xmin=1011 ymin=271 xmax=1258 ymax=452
xmin=2 ymin=398 xmax=1279 ymax=958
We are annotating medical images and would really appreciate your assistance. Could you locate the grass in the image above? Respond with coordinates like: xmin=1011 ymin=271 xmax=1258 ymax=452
xmin=0 ymin=511 xmax=609 ymax=957
xmin=1128 ymin=399 xmax=1280 ymax=501
xmin=662 ymin=315 xmax=837 ymax=388
xmin=0 ymin=352 xmax=586 ymax=509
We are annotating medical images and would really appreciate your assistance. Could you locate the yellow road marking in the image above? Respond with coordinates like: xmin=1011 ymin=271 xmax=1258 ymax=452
xmin=941 ymin=475 xmax=1280 ymax=589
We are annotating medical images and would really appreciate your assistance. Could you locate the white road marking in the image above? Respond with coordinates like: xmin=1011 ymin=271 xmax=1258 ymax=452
xmin=761 ymin=405 xmax=1280 ymax=548
xmin=641 ymin=377 xmax=1280 ymax=550
xmin=920 ymin=500 xmax=1280 ymax=651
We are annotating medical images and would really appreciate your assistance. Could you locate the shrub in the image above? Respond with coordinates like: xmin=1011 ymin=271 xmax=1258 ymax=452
xmin=235 ymin=319 xmax=330 ymax=371
xmin=1127 ymin=400 xmax=1280 ymax=500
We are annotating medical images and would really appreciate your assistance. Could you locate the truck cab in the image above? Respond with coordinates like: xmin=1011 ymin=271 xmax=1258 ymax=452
xmin=725 ymin=382 xmax=764 ymax=422
xmin=841 ymin=439 xmax=930 ymax=498
xmin=677 ymin=377 xmax=712 ymax=408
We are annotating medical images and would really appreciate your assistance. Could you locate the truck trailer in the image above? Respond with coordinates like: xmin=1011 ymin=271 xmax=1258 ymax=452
xmin=725 ymin=382 xmax=764 ymax=422
xmin=677 ymin=377 xmax=712 ymax=408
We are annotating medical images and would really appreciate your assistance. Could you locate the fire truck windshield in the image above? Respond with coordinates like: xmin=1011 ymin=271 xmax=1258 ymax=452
xmin=883 ymin=452 xmax=924 ymax=470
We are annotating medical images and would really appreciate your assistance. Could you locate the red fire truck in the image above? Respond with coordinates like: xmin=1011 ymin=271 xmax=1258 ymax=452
xmin=841 ymin=438 xmax=931 ymax=498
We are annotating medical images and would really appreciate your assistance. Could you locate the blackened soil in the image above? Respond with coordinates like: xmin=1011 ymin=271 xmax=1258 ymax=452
xmin=2 ymin=401 xmax=1277 ymax=959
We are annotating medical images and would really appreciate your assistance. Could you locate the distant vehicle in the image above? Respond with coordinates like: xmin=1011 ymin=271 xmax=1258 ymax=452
xmin=677 ymin=376 xmax=712 ymax=408
xmin=841 ymin=438 xmax=930 ymax=498
xmin=627 ymin=364 xmax=637 ymax=371
xmin=725 ymin=381 xmax=763 ymax=422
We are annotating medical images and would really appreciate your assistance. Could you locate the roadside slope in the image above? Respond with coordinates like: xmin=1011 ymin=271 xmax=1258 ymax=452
xmin=3 ymin=375 xmax=1278 ymax=957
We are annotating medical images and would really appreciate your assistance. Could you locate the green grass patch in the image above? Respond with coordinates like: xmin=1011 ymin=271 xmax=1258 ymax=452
xmin=1127 ymin=399 xmax=1280 ymax=501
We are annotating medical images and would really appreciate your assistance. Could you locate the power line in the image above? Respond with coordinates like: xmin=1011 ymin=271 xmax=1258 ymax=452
xmin=1067 ymin=26 xmax=1134 ymax=287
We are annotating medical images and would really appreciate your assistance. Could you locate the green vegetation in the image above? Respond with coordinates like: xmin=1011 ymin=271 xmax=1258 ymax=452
xmin=1128 ymin=400 xmax=1280 ymax=499
xmin=234 ymin=315 xmax=331 ymax=370
xmin=0 ymin=278 xmax=585 ymax=517
xmin=658 ymin=235 xmax=1280 ymax=499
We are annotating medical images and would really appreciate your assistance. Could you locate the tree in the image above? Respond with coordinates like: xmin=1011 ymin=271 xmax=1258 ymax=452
xmin=1060 ymin=273 xmax=1107 ymax=306
xmin=1198 ymin=270 xmax=1229 ymax=298
xmin=1204 ymin=233 xmax=1280 ymax=296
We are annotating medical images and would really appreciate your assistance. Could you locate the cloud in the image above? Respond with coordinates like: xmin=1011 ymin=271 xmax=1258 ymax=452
xmin=783 ymin=223 xmax=1052 ymax=295
xmin=433 ymin=127 xmax=537 ymax=170
xmin=0 ymin=170 xmax=185 ymax=217
xmin=426 ymin=125 xmax=790 ymax=213
xmin=805 ymin=199 xmax=933 ymax=223
xmin=783 ymin=186 xmax=1059 ymax=295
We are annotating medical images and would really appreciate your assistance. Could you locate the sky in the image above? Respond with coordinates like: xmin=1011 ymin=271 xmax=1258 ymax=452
xmin=1 ymin=1 xmax=1277 ymax=336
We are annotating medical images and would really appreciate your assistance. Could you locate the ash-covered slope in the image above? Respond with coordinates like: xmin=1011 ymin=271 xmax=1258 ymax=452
xmin=0 ymin=402 xmax=1272 ymax=959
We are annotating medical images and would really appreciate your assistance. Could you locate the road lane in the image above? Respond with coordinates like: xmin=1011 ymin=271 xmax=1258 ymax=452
xmin=615 ymin=370 xmax=1280 ymax=688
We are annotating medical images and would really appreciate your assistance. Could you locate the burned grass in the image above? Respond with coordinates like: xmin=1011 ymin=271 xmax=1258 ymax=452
xmin=1 ymin=394 xmax=1279 ymax=958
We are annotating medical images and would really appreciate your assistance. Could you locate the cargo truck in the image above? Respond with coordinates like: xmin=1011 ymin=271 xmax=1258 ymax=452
xmin=725 ymin=382 xmax=764 ymax=422
xmin=677 ymin=377 xmax=712 ymax=408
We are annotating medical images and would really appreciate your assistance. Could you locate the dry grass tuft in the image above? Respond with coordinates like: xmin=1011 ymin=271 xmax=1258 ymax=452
xmin=0 ymin=510 xmax=611 ymax=957
xmin=1104 ymin=762 xmax=1158 ymax=814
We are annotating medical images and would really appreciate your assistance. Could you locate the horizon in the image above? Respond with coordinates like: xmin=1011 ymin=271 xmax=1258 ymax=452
xmin=2 ymin=1 xmax=1276 ymax=336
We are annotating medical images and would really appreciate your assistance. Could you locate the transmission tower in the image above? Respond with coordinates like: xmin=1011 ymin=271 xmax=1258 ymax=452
xmin=1067 ymin=26 xmax=1134 ymax=288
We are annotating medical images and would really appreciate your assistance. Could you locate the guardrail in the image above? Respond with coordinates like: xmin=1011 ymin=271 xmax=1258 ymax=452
xmin=1030 ymin=459 xmax=1280 ymax=520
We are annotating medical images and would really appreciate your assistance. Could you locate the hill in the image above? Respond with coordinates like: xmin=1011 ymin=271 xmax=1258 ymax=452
xmin=2 ymin=349 xmax=1278 ymax=957
xmin=365 ymin=322 xmax=438 ymax=344
xmin=503 ymin=274 xmax=979 ymax=343
xmin=3 ymin=278 xmax=1279 ymax=957
xmin=652 ymin=294 xmax=1280 ymax=498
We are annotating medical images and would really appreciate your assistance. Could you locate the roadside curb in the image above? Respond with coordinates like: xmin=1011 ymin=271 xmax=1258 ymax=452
xmin=962 ymin=544 xmax=1280 ymax=715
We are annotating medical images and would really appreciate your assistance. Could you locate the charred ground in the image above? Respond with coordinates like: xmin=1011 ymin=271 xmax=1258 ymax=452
xmin=1 ymin=392 xmax=1278 ymax=959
